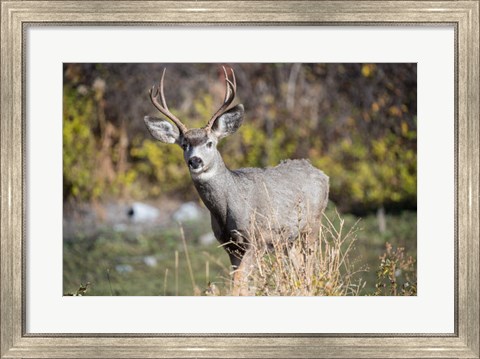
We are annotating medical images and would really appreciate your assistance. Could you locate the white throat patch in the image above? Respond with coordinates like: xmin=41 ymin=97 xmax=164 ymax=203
xmin=191 ymin=167 xmax=217 ymax=182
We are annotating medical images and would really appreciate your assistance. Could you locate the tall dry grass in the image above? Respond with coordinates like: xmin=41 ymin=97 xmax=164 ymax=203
xmin=223 ymin=211 xmax=366 ymax=296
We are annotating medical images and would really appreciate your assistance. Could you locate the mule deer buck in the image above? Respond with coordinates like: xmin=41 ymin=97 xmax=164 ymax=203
xmin=144 ymin=67 xmax=329 ymax=295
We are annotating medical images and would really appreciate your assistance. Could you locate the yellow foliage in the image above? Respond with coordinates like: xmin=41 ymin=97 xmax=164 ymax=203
xmin=130 ymin=139 xmax=190 ymax=195
xmin=361 ymin=64 xmax=376 ymax=77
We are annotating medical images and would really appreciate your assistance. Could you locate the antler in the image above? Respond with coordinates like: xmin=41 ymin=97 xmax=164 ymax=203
xmin=204 ymin=66 xmax=237 ymax=131
xmin=149 ymin=68 xmax=188 ymax=134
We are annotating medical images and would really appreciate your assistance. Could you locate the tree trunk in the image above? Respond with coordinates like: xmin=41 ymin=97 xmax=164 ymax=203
xmin=377 ymin=205 xmax=387 ymax=233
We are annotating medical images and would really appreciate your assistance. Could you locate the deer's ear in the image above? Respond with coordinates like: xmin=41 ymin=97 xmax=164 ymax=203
xmin=212 ymin=104 xmax=244 ymax=139
xmin=144 ymin=116 xmax=181 ymax=144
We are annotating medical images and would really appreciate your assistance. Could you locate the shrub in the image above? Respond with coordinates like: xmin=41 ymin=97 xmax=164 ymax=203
xmin=63 ymin=85 xmax=101 ymax=200
xmin=374 ymin=242 xmax=417 ymax=296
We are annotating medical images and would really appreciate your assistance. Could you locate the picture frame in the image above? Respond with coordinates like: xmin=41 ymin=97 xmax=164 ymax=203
xmin=1 ymin=1 xmax=478 ymax=358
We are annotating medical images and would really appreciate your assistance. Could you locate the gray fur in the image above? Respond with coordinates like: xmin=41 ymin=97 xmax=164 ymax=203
xmin=193 ymin=156 xmax=329 ymax=266
xmin=145 ymin=102 xmax=329 ymax=270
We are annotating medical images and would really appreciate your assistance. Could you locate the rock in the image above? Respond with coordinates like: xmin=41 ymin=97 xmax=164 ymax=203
xmin=113 ymin=223 xmax=128 ymax=232
xmin=143 ymin=255 xmax=158 ymax=267
xmin=172 ymin=201 xmax=203 ymax=223
xmin=115 ymin=264 xmax=133 ymax=273
xmin=198 ymin=232 xmax=216 ymax=246
xmin=127 ymin=202 xmax=160 ymax=223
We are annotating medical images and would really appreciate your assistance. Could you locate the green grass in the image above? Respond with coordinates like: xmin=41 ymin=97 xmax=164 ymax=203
xmin=327 ymin=209 xmax=417 ymax=294
xmin=63 ymin=208 xmax=416 ymax=296
xmin=63 ymin=220 xmax=231 ymax=296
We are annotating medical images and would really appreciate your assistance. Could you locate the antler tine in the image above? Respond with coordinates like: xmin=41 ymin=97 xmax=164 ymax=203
xmin=159 ymin=68 xmax=169 ymax=111
xmin=227 ymin=67 xmax=236 ymax=96
xmin=205 ymin=66 xmax=237 ymax=131
xmin=222 ymin=66 xmax=230 ymax=102
xmin=149 ymin=68 xmax=188 ymax=134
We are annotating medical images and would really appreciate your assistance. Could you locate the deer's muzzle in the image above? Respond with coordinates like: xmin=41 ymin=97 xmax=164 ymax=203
xmin=188 ymin=156 xmax=204 ymax=171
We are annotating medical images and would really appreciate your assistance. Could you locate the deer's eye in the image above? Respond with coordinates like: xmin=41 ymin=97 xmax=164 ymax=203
xmin=206 ymin=141 xmax=213 ymax=149
xmin=182 ymin=143 xmax=190 ymax=151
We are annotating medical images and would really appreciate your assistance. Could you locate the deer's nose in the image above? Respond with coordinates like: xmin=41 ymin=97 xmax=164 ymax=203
xmin=188 ymin=156 xmax=203 ymax=170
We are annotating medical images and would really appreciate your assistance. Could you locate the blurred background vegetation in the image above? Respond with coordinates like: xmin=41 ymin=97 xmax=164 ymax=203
xmin=63 ymin=63 xmax=417 ymax=296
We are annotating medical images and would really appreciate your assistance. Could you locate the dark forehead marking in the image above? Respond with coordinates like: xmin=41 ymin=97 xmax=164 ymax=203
xmin=184 ymin=128 xmax=209 ymax=146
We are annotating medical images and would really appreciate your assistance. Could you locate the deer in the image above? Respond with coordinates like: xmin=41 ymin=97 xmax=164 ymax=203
xmin=144 ymin=67 xmax=329 ymax=295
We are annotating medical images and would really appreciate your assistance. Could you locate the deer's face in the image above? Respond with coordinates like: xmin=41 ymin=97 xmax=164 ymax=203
xmin=144 ymin=67 xmax=243 ymax=180
xmin=180 ymin=128 xmax=219 ymax=176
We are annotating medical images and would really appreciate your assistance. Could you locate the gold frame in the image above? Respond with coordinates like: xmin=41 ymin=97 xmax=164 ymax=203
xmin=1 ymin=1 xmax=479 ymax=358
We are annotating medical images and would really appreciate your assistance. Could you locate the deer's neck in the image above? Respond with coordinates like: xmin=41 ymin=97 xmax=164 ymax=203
xmin=191 ymin=153 xmax=232 ymax=222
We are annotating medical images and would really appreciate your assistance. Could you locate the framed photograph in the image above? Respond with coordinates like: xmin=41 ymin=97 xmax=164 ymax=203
xmin=1 ymin=1 xmax=479 ymax=358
